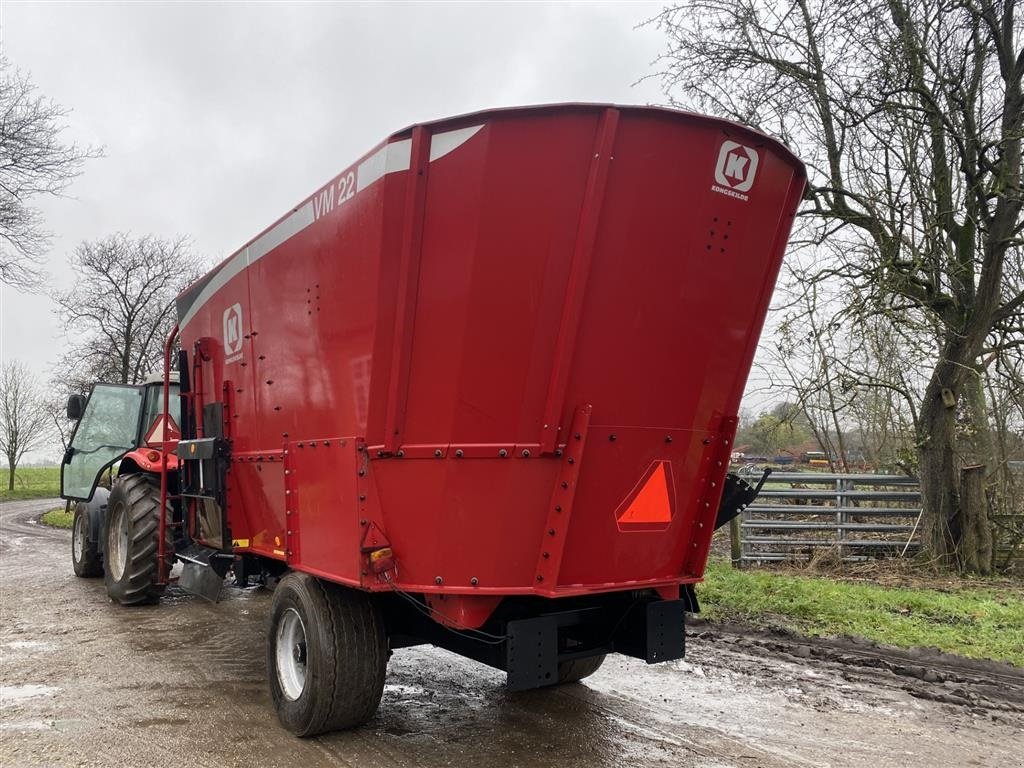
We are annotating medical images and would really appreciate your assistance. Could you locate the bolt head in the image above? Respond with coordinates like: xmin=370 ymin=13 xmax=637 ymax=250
xmin=434 ymin=576 xmax=443 ymax=585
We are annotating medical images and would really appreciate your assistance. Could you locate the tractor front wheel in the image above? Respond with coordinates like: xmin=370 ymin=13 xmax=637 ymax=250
xmin=71 ymin=502 xmax=103 ymax=578
xmin=103 ymin=474 xmax=172 ymax=606
xmin=268 ymin=572 xmax=387 ymax=735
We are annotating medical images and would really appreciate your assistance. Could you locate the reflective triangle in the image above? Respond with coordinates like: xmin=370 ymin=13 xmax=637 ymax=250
xmin=616 ymin=461 xmax=673 ymax=525
xmin=144 ymin=414 xmax=181 ymax=446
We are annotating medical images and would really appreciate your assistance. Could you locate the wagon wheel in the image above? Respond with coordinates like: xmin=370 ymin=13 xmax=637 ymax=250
xmin=268 ymin=572 xmax=387 ymax=735
xmin=557 ymin=654 xmax=606 ymax=684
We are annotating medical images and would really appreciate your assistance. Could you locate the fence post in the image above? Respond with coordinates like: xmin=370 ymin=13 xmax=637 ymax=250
xmin=730 ymin=514 xmax=742 ymax=568
xmin=835 ymin=476 xmax=846 ymax=561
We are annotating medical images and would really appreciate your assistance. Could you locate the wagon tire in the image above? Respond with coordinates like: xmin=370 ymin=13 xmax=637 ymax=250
xmin=72 ymin=502 xmax=103 ymax=578
xmin=557 ymin=654 xmax=606 ymax=684
xmin=268 ymin=572 xmax=387 ymax=736
xmin=103 ymin=474 xmax=172 ymax=605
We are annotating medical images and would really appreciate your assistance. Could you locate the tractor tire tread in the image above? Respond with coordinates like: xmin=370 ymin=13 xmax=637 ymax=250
xmin=104 ymin=474 xmax=172 ymax=606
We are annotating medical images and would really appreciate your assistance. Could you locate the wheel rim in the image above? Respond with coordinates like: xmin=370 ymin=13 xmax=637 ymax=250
xmin=107 ymin=500 xmax=129 ymax=581
xmin=72 ymin=508 xmax=86 ymax=563
xmin=276 ymin=608 xmax=308 ymax=701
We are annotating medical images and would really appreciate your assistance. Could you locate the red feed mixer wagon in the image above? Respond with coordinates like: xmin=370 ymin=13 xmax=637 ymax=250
xmin=61 ymin=103 xmax=804 ymax=734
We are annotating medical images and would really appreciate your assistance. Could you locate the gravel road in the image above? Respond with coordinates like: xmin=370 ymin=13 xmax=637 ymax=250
xmin=2 ymin=497 xmax=1022 ymax=767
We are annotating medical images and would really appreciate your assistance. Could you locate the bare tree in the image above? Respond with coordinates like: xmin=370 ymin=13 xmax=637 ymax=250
xmin=0 ymin=59 xmax=99 ymax=291
xmin=54 ymin=234 xmax=205 ymax=389
xmin=0 ymin=360 xmax=51 ymax=490
xmin=652 ymin=0 xmax=1023 ymax=572
xmin=767 ymin=270 xmax=925 ymax=472
xmin=44 ymin=393 xmax=74 ymax=454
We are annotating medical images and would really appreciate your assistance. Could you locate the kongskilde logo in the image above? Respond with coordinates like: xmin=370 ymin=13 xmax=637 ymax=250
xmin=223 ymin=303 xmax=244 ymax=361
xmin=712 ymin=141 xmax=759 ymax=201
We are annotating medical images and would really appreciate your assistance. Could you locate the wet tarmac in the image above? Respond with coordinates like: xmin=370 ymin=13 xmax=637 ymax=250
xmin=2 ymin=498 xmax=1022 ymax=767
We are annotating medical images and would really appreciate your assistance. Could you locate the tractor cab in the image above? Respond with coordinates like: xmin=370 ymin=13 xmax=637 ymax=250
xmin=61 ymin=373 xmax=180 ymax=502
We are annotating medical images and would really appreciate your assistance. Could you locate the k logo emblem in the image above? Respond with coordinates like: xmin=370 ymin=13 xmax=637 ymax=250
xmin=223 ymin=303 xmax=243 ymax=357
xmin=714 ymin=141 xmax=759 ymax=193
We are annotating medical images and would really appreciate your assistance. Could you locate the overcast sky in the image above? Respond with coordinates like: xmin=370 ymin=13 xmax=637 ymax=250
xmin=0 ymin=1 xmax=667 ymax=403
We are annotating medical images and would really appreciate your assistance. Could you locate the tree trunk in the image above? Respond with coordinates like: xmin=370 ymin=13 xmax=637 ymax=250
xmin=7 ymin=457 xmax=14 ymax=491
xmin=917 ymin=365 xmax=997 ymax=573
xmin=917 ymin=380 xmax=959 ymax=567
xmin=959 ymin=373 xmax=996 ymax=574
xmin=960 ymin=465 xmax=994 ymax=576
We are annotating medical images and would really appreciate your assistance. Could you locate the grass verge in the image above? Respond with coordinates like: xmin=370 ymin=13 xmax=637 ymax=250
xmin=700 ymin=557 xmax=1024 ymax=666
xmin=40 ymin=507 xmax=74 ymax=529
xmin=1 ymin=466 xmax=60 ymax=501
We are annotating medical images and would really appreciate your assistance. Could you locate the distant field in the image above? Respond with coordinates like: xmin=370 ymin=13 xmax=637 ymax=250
xmin=1 ymin=466 xmax=60 ymax=501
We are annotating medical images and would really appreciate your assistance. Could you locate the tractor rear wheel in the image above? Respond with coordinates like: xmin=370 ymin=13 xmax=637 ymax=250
xmin=557 ymin=654 xmax=606 ymax=684
xmin=72 ymin=502 xmax=104 ymax=578
xmin=268 ymin=572 xmax=387 ymax=736
xmin=103 ymin=474 xmax=172 ymax=606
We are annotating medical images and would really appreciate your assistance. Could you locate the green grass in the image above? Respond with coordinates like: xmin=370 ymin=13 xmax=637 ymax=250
xmin=700 ymin=558 xmax=1024 ymax=666
xmin=40 ymin=507 xmax=74 ymax=529
xmin=1 ymin=466 xmax=61 ymax=501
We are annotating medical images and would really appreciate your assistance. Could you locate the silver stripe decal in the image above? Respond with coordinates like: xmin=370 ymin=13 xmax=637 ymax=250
xmin=179 ymin=202 xmax=314 ymax=329
xmin=429 ymin=125 xmax=483 ymax=162
xmin=249 ymin=202 xmax=314 ymax=265
xmin=179 ymin=249 xmax=248 ymax=329
xmin=356 ymin=138 xmax=411 ymax=192
xmin=179 ymin=126 xmax=482 ymax=331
